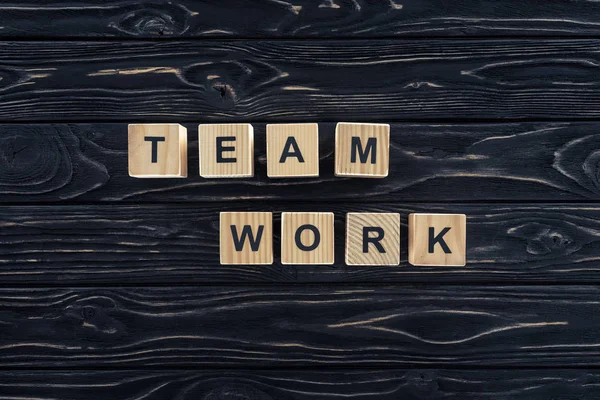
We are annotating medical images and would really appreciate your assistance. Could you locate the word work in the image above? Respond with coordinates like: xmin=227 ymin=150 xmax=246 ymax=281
xmin=221 ymin=212 xmax=466 ymax=267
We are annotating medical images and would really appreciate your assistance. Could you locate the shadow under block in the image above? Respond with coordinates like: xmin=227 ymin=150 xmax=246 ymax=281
xmin=281 ymin=212 xmax=334 ymax=265
xmin=334 ymin=122 xmax=390 ymax=178
xmin=408 ymin=214 xmax=467 ymax=266
xmin=220 ymin=212 xmax=273 ymax=265
xmin=346 ymin=213 xmax=401 ymax=266
xmin=199 ymin=124 xmax=254 ymax=178
xmin=266 ymin=123 xmax=319 ymax=178
xmin=128 ymin=124 xmax=187 ymax=178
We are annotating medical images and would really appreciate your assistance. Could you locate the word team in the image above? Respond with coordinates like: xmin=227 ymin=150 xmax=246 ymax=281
xmin=128 ymin=122 xmax=389 ymax=178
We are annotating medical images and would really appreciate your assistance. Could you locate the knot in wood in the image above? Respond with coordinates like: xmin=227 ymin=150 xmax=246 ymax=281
xmin=202 ymin=383 xmax=273 ymax=400
xmin=111 ymin=3 xmax=191 ymax=36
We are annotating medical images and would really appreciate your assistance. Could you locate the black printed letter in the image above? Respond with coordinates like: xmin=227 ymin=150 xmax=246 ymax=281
xmin=362 ymin=227 xmax=386 ymax=253
xmin=144 ymin=136 xmax=165 ymax=163
xmin=230 ymin=225 xmax=264 ymax=252
xmin=295 ymin=224 xmax=321 ymax=251
xmin=350 ymin=137 xmax=377 ymax=164
xmin=428 ymin=227 xmax=452 ymax=254
xmin=279 ymin=137 xmax=305 ymax=163
xmin=217 ymin=136 xmax=237 ymax=163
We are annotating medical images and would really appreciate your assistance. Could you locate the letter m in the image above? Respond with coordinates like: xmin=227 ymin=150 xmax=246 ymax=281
xmin=351 ymin=137 xmax=377 ymax=164
xmin=230 ymin=225 xmax=264 ymax=252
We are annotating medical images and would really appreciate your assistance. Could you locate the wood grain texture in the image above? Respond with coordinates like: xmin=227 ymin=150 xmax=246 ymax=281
xmin=2 ymin=369 xmax=600 ymax=399
xmin=220 ymin=212 xmax=274 ymax=265
xmin=266 ymin=123 xmax=319 ymax=178
xmin=2 ymin=122 xmax=600 ymax=202
xmin=408 ymin=214 xmax=466 ymax=267
xmin=346 ymin=213 xmax=400 ymax=266
xmin=199 ymin=124 xmax=254 ymax=178
xmin=1 ymin=203 xmax=600 ymax=284
xmin=1 ymin=40 xmax=600 ymax=121
xmin=335 ymin=123 xmax=390 ymax=178
xmin=128 ymin=124 xmax=187 ymax=178
xmin=0 ymin=285 xmax=599 ymax=367
xmin=281 ymin=212 xmax=335 ymax=265
xmin=2 ymin=1 xmax=600 ymax=38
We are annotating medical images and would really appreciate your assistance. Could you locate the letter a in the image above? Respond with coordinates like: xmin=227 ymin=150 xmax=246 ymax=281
xmin=279 ymin=136 xmax=305 ymax=163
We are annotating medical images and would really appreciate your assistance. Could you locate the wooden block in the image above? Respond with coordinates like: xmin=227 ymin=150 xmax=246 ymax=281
xmin=266 ymin=123 xmax=319 ymax=178
xmin=220 ymin=212 xmax=273 ymax=265
xmin=408 ymin=213 xmax=466 ymax=266
xmin=199 ymin=124 xmax=254 ymax=178
xmin=334 ymin=122 xmax=390 ymax=178
xmin=281 ymin=212 xmax=334 ymax=265
xmin=128 ymin=124 xmax=187 ymax=178
xmin=345 ymin=213 xmax=400 ymax=266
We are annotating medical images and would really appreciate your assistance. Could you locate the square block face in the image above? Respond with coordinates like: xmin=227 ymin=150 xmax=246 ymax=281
xmin=199 ymin=124 xmax=254 ymax=178
xmin=346 ymin=213 xmax=400 ymax=266
xmin=335 ymin=123 xmax=390 ymax=178
xmin=267 ymin=123 xmax=319 ymax=178
xmin=408 ymin=214 xmax=466 ymax=266
xmin=281 ymin=212 xmax=334 ymax=265
xmin=220 ymin=212 xmax=273 ymax=265
xmin=128 ymin=124 xmax=187 ymax=178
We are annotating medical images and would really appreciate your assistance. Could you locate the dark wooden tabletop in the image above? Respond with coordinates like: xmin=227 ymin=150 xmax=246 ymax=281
xmin=1 ymin=1 xmax=600 ymax=399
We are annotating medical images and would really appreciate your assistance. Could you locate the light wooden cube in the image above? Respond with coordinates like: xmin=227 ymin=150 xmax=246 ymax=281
xmin=408 ymin=213 xmax=466 ymax=266
xmin=335 ymin=122 xmax=390 ymax=178
xmin=281 ymin=212 xmax=334 ymax=265
xmin=128 ymin=124 xmax=187 ymax=178
xmin=346 ymin=213 xmax=400 ymax=266
xmin=199 ymin=124 xmax=254 ymax=178
xmin=220 ymin=212 xmax=273 ymax=265
xmin=267 ymin=123 xmax=319 ymax=178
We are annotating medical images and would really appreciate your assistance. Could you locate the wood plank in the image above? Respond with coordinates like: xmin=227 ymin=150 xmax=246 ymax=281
xmin=0 ymin=285 xmax=598 ymax=367
xmin=1 ymin=122 xmax=600 ymax=202
xmin=1 ymin=369 xmax=599 ymax=399
xmin=0 ymin=40 xmax=600 ymax=121
xmin=2 ymin=1 xmax=600 ymax=38
xmin=2 ymin=203 xmax=599 ymax=284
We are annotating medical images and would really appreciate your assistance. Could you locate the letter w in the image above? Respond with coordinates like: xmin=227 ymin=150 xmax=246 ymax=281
xmin=230 ymin=225 xmax=264 ymax=252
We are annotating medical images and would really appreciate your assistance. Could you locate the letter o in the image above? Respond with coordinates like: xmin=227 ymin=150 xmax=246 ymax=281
xmin=295 ymin=224 xmax=321 ymax=251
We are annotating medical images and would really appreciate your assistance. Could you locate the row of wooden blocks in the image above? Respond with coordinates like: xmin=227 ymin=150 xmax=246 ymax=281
xmin=128 ymin=123 xmax=390 ymax=178
xmin=221 ymin=212 xmax=466 ymax=266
